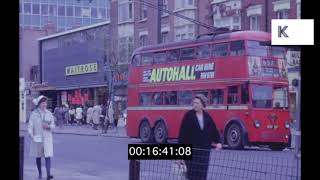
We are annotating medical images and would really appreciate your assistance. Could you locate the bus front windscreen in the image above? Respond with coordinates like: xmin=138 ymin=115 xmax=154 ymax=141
xmin=252 ymin=85 xmax=289 ymax=109
xmin=252 ymin=85 xmax=272 ymax=108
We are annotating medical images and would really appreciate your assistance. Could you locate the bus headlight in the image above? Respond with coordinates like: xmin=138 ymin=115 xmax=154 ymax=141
xmin=285 ymin=122 xmax=290 ymax=129
xmin=254 ymin=120 xmax=261 ymax=128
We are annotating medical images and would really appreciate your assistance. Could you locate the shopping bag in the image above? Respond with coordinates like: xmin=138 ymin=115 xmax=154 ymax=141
xmin=172 ymin=161 xmax=188 ymax=180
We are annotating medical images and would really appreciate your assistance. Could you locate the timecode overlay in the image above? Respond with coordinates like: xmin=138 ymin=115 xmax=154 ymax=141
xmin=128 ymin=144 xmax=192 ymax=160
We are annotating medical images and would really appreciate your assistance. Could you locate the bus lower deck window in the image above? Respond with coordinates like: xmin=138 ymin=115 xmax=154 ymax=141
xmin=212 ymin=89 xmax=224 ymax=104
xmin=139 ymin=93 xmax=152 ymax=106
xmin=164 ymin=91 xmax=177 ymax=105
xmin=178 ymin=91 xmax=192 ymax=105
xmin=153 ymin=92 xmax=164 ymax=105
xmin=228 ymin=86 xmax=238 ymax=104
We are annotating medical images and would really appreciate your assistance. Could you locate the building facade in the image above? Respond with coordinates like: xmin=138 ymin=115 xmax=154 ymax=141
xmin=38 ymin=22 xmax=111 ymax=110
xmin=134 ymin=0 xmax=215 ymax=49
xmin=19 ymin=0 xmax=113 ymax=121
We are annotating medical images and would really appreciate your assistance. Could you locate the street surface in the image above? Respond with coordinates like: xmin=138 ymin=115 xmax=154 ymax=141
xmin=21 ymin=131 xmax=300 ymax=180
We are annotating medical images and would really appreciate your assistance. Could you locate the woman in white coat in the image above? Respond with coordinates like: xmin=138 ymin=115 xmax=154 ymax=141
xmin=92 ymin=104 xmax=102 ymax=130
xmin=28 ymin=95 xmax=55 ymax=180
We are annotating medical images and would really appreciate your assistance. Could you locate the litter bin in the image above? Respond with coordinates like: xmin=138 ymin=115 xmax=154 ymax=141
xmin=20 ymin=136 xmax=24 ymax=180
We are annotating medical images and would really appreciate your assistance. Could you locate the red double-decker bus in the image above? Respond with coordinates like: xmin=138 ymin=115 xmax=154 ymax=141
xmin=127 ymin=31 xmax=291 ymax=150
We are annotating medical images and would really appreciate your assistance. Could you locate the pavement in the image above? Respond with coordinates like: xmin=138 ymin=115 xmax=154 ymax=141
xmin=20 ymin=131 xmax=132 ymax=180
xmin=19 ymin=122 xmax=128 ymax=138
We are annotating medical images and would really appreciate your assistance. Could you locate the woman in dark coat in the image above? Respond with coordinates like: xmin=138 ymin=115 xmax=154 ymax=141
xmin=178 ymin=94 xmax=222 ymax=180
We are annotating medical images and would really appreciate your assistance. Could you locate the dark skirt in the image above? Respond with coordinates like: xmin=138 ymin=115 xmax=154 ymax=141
xmin=185 ymin=149 xmax=210 ymax=180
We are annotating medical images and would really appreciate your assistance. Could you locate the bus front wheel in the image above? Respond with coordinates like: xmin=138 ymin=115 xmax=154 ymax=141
xmin=154 ymin=121 xmax=168 ymax=144
xmin=139 ymin=121 xmax=153 ymax=143
xmin=226 ymin=123 xmax=244 ymax=149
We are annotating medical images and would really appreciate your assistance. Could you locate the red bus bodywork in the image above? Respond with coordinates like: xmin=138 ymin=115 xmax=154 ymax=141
xmin=127 ymin=31 xmax=291 ymax=149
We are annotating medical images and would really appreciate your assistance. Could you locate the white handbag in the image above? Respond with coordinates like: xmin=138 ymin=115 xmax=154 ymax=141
xmin=33 ymin=135 xmax=42 ymax=143
xmin=172 ymin=161 xmax=188 ymax=180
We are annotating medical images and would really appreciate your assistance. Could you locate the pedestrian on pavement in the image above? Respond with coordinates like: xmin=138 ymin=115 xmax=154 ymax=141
xmin=68 ymin=106 xmax=75 ymax=125
xmin=28 ymin=95 xmax=55 ymax=180
xmin=63 ymin=104 xmax=70 ymax=126
xmin=83 ymin=105 xmax=88 ymax=125
xmin=75 ymin=105 xmax=83 ymax=126
xmin=178 ymin=94 xmax=222 ymax=180
xmin=86 ymin=104 xmax=94 ymax=128
xmin=113 ymin=103 xmax=120 ymax=129
xmin=108 ymin=101 xmax=114 ymax=129
xmin=92 ymin=103 xmax=102 ymax=130
xmin=53 ymin=105 xmax=64 ymax=128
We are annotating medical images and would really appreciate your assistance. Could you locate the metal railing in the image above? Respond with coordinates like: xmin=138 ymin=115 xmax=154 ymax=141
xmin=129 ymin=148 xmax=301 ymax=180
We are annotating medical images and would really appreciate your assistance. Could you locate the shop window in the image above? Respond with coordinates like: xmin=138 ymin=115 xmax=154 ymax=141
xmin=164 ymin=91 xmax=177 ymax=105
xmin=153 ymin=92 xmax=164 ymax=105
xmin=178 ymin=91 xmax=192 ymax=105
xmin=211 ymin=89 xmax=224 ymax=105
xmin=228 ymin=86 xmax=238 ymax=104
xmin=139 ymin=92 xmax=152 ymax=106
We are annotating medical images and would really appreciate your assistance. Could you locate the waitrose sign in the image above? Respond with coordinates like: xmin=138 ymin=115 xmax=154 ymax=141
xmin=65 ymin=63 xmax=98 ymax=76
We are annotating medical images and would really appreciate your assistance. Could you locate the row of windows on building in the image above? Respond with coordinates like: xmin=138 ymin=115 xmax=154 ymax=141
xmin=20 ymin=2 xmax=110 ymax=19
xmin=19 ymin=1 xmax=110 ymax=30
xmin=139 ymin=86 xmax=249 ymax=106
xmin=133 ymin=40 xmax=285 ymax=66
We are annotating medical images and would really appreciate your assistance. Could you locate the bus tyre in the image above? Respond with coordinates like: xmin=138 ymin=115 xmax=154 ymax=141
xmin=270 ymin=144 xmax=286 ymax=151
xmin=154 ymin=121 xmax=168 ymax=144
xmin=226 ymin=123 xmax=244 ymax=149
xmin=139 ymin=121 xmax=153 ymax=143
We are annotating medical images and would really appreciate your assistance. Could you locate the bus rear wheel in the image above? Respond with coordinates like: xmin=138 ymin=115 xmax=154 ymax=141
xmin=139 ymin=121 xmax=153 ymax=143
xmin=226 ymin=123 xmax=244 ymax=149
xmin=154 ymin=121 xmax=168 ymax=144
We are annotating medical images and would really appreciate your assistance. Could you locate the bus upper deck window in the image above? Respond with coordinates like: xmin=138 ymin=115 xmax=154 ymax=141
xmin=196 ymin=45 xmax=211 ymax=59
xmin=247 ymin=41 xmax=268 ymax=57
xmin=132 ymin=55 xmax=141 ymax=66
xmin=180 ymin=48 xmax=195 ymax=61
xmin=213 ymin=43 xmax=228 ymax=57
xmin=141 ymin=53 xmax=153 ymax=66
xmin=271 ymin=47 xmax=285 ymax=58
xmin=167 ymin=49 xmax=180 ymax=62
xmin=154 ymin=52 xmax=167 ymax=65
xmin=230 ymin=41 xmax=244 ymax=56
